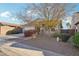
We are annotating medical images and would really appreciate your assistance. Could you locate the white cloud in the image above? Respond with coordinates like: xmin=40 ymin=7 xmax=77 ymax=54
xmin=0 ymin=11 xmax=24 ymax=24
xmin=26 ymin=10 xmax=39 ymax=18
xmin=26 ymin=10 xmax=32 ymax=14
xmin=11 ymin=17 xmax=17 ymax=21
xmin=0 ymin=11 xmax=12 ymax=17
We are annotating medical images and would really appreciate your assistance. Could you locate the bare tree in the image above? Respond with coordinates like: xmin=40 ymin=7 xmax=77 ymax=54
xmin=17 ymin=3 xmax=76 ymax=21
xmin=16 ymin=9 xmax=33 ymax=22
xmin=16 ymin=3 xmax=77 ymax=28
xmin=31 ymin=3 xmax=76 ymax=20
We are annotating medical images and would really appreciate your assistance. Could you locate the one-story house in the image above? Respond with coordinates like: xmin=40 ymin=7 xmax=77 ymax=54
xmin=72 ymin=12 xmax=79 ymax=32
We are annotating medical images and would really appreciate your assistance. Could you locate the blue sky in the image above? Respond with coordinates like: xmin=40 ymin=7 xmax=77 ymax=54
xmin=0 ymin=4 xmax=26 ymax=13
xmin=0 ymin=3 xmax=29 ymax=24
xmin=0 ymin=3 xmax=79 ymax=24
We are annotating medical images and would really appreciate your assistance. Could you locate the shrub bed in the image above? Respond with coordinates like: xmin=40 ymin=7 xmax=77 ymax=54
xmin=6 ymin=28 xmax=23 ymax=35
xmin=72 ymin=32 xmax=79 ymax=47
xmin=52 ymin=32 xmax=61 ymax=38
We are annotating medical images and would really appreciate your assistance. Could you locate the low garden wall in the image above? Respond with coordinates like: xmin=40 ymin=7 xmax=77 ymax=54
xmin=61 ymin=29 xmax=75 ymax=36
xmin=0 ymin=26 xmax=14 ymax=36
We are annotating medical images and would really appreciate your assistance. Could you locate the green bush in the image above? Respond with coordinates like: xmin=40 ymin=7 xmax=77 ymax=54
xmin=6 ymin=28 xmax=23 ymax=35
xmin=72 ymin=32 xmax=79 ymax=47
xmin=52 ymin=32 xmax=61 ymax=38
xmin=61 ymin=33 xmax=70 ymax=42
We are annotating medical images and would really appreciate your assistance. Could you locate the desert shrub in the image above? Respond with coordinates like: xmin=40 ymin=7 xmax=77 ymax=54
xmin=52 ymin=32 xmax=61 ymax=38
xmin=6 ymin=27 xmax=23 ymax=35
xmin=60 ymin=29 xmax=75 ymax=42
xmin=72 ymin=32 xmax=79 ymax=47
xmin=61 ymin=33 xmax=70 ymax=42
xmin=53 ymin=32 xmax=71 ymax=42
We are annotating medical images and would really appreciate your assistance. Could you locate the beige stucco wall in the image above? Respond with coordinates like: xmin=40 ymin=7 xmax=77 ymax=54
xmin=0 ymin=26 xmax=15 ymax=36
xmin=76 ymin=25 xmax=79 ymax=32
xmin=71 ymin=13 xmax=79 ymax=32
xmin=72 ymin=13 xmax=79 ymax=29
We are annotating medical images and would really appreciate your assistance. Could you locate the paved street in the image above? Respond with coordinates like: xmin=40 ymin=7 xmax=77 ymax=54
xmin=0 ymin=33 xmax=62 ymax=56
xmin=8 ymin=32 xmax=79 ymax=56
xmin=0 ymin=41 xmax=62 ymax=56
xmin=0 ymin=32 xmax=79 ymax=56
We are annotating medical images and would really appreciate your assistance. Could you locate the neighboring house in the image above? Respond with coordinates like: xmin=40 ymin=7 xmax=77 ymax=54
xmin=0 ymin=22 xmax=23 ymax=36
xmin=72 ymin=12 xmax=79 ymax=32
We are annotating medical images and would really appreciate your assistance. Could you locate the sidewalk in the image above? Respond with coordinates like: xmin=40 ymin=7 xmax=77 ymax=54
xmin=0 ymin=42 xmax=63 ymax=56
xmin=0 ymin=35 xmax=19 ymax=39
